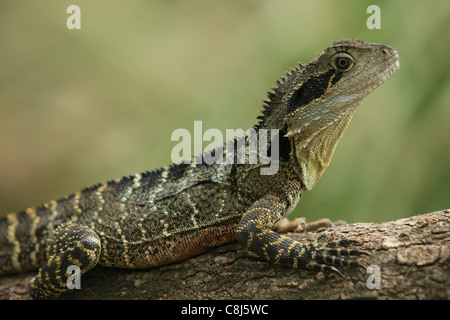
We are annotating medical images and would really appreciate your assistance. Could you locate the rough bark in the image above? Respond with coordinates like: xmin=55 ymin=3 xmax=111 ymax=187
xmin=1 ymin=210 xmax=449 ymax=300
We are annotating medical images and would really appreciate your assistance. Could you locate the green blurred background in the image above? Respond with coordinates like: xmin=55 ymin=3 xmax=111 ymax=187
xmin=0 ymin=0 xmax=449 ymax=223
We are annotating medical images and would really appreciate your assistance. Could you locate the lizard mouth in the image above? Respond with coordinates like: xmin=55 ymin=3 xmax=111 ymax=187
xmin=372 ymin=52 xmax=400 ymax=86
xmin=349 ymin=51 xmax=399 ymax=95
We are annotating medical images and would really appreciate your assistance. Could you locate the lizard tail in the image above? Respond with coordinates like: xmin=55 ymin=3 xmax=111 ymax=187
xmin=0 ymin=209 xmax=47 ymax=274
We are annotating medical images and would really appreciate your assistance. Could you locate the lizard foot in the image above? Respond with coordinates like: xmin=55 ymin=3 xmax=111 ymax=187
xmin=302 ymin=233 xmax=372 ymax=276
xmin=273 ymin=217 xmax=348 ymax=233
xmin=30 ymin=223 xmax=101 ymax=299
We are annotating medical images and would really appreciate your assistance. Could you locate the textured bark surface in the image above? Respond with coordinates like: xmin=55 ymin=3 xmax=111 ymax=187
xmin=1 ymin=209 xmax=449 ymax=300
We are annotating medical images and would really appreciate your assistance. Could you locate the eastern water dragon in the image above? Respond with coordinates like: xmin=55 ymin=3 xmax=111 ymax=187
xmin=0 ymin=39 xmax=399 ymax=298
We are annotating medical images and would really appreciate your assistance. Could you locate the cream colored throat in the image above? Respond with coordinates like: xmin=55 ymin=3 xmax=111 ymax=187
xmin=291 ymin=112 xmax=354 ymax=190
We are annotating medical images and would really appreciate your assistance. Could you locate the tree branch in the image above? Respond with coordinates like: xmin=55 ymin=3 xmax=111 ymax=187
xmin=1 ymin=210 xmax=448 ymax=300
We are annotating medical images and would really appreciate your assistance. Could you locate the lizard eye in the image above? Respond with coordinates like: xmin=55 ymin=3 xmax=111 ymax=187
xmin=331 ymin=53 xmax=355 ymax=72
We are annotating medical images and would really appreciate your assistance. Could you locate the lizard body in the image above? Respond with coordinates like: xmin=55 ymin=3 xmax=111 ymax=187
xmin=0 ymin=39 xmax=399 ymax=298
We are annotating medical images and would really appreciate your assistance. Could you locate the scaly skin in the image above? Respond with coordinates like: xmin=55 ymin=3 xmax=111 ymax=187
xmin=0 ymin=39 xmax=399 ymax=299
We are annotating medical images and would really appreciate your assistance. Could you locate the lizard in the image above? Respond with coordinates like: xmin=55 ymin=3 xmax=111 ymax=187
xmin=0 ymin=39 xmax=399 ymax=299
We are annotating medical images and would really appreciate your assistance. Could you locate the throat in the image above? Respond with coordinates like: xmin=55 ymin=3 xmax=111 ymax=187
xmin=290 ymin=112 xmax=354 ymax=190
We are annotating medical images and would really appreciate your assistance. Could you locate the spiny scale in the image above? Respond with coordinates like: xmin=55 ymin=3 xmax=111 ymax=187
xmin=0 ymin=39 xmax=398 ymax=298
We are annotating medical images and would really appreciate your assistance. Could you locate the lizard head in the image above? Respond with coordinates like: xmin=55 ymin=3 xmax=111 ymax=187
xmin=258 ymin=39 xmax=399 ymax=190
xmin=284 ymin=39 xmax=399 ymax=137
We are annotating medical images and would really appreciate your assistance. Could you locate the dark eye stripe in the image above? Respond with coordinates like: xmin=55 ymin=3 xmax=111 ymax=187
xmin=287 ymin=69 xmax=341 ymax=114
xmin=330 ymin=71 xmax=342 ymax=87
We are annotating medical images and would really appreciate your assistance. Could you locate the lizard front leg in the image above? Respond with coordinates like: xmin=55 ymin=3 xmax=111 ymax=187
xmin=30 ymin=223 xmax=101 ymax=299
xmin=236 ymin=193 xmax=368 ymax=274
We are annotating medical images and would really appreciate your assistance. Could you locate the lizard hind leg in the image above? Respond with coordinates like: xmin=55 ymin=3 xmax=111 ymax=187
xmin=30 ymin=223 xmax=101 ymax=299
